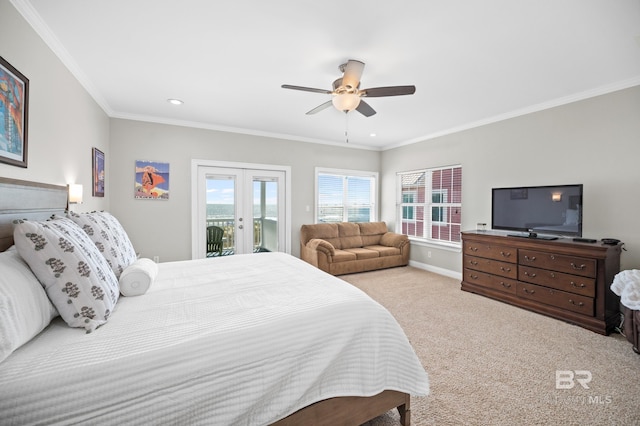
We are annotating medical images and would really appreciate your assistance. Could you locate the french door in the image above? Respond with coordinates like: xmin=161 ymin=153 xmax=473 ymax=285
xmin=192 ymin=161 xmax=290 ymax=259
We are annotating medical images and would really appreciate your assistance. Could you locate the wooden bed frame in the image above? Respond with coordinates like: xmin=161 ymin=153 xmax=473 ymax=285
xmin=272 ymin=390 xmax=410 ymax=426
xmin=0 ymin=176 xmax=412 ymax=426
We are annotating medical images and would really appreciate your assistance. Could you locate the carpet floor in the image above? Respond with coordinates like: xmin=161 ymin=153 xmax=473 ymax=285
xmin=340 ymin=266 xmax=640 ymax=426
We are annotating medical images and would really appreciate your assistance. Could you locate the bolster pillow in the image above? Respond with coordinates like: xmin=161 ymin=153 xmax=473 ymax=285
xmin=119 ymin=258 xmax=158 ymax=296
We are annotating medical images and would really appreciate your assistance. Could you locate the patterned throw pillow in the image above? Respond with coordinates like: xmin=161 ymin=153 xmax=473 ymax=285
xmin=13 ymin=218 xmax=119 ymax=332
xmin=68 ymin=211 xmax=137 ymax=278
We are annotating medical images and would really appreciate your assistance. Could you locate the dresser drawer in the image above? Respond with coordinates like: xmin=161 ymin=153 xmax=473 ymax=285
xmin=464 ymin=268 xmax=517 ymax=294
xmin=464 ymin=254 xmax=517 ymax=279
xmin=463 ymin=241 xmax=516 ymax=263
xmin=519 ymin=249 xmax=596 ymax=278
xmin=517 ymin=282 xmax=594 ymax=316
xmin=519 ymin=266 xmax=596 ymax=297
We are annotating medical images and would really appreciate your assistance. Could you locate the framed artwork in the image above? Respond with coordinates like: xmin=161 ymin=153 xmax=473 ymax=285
xmin=135 ymin=160 xmax=169 ymax=200
xmin=92 ymin=147 xmax=105 ymax=197
xmin=0 ymin=56 xmax=29 ymax=168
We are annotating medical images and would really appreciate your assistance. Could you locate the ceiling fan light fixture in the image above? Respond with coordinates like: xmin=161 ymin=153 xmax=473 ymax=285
xmin=332 ymin=93 xmax=361 ymax=112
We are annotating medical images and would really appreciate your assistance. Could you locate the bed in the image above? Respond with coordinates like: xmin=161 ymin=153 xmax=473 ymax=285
xmin=0 ymin=177 xmax=429 ymax=425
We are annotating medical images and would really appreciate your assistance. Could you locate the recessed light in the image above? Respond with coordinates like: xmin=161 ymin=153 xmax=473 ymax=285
xmin=370 ymin=133 xmax=377 ymax=137
xmin=167 ymin=98 xmax=183 ymax=105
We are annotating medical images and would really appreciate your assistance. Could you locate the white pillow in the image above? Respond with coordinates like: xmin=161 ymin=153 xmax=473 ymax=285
xmin=119 ymin=258 xmax=158 ymax=296
xmin=68 ymin=211 xmax=137 ymax=278
xmin=13 ymin=218 xmax=119 ymax=332
xmin=0 ymin=248 xmax=58 ymax=363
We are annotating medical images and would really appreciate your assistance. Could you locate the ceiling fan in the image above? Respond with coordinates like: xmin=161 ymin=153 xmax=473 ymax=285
xmin=281 ymin=59 xmax=416 ymax=117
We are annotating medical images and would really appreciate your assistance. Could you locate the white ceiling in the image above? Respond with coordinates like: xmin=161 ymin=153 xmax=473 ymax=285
xmin=14 ymin=0 xmax=640 ymax=150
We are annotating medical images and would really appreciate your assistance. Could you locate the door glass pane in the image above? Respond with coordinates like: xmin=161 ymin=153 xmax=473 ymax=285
xmin=206 ymin=176 xmax=235 ymax=256
xmin=253 ymin=178 xmax=278 ymax=252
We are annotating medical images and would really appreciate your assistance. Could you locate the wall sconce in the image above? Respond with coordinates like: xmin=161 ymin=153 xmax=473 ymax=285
xmin=68 ymin=184 xmax=83 ymax=204
xmin=552 ymin=192 xmax=562 ymax=202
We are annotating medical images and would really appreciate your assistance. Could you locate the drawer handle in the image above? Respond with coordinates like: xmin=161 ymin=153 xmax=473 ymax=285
xmin=500 ymin=251 xmax=511 ymax=258
xmin=571 ymin=282 xmax=586 ymax=289
xmin=500 ymin=266 xmax=512 ymax=272
xmin=500 ymin=282 xmax=511 ymax=288
xmin=469 ymin=247 xmax=478 ymax=252
xmin=470 ymin=274 xmax=479 ymax=279
xmin=571 ymin=263 xmax=586 ymax=270
xmin=524 ymin=271 xmax=536 ymax=277
xmin=550 ymin=255 xmax=555 ymax=260
xmin=524 ymin=255 xmax=536 ymax=262
xmin=523 ymin=288 xmax=535 ymax=295
xmin=469 ymin=260 xmax=478 ymax=266
xmin=550 ymin=272 xmax=555 ymax=278
xmin=569 ymin=299 xmax=584 ymax=307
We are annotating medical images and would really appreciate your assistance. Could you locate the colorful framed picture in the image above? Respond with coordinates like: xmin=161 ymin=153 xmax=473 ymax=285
xmin=0 ymin=56 xmax=29 ymax=168
xmin=92 ymin=147 xmax=105 ymax=197
xmin=135 ymin=160 xmax=169 ymax=200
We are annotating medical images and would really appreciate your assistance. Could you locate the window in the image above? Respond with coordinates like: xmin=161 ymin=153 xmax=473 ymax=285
xmin=397 ymin=165 xmax=462 ymax=245
xmin=316 ymin=168 xmax=377 ymax=223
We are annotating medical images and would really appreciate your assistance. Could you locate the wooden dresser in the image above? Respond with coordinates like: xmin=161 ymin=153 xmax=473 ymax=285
xmin=461 ymin=231 xmax=622 ymax=335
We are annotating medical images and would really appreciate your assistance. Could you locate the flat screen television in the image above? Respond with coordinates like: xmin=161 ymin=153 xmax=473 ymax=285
xmin=491 ymin=184 xmax=583 ymax=239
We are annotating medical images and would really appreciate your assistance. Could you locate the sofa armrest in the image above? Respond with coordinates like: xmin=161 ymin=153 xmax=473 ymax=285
xmin=306 ymin=238 xmax=336 ymax=256
xmin=300 ymin=239 xmax=336 ymax=273
xmin=380 ymin=232 xmax=409 ymax=249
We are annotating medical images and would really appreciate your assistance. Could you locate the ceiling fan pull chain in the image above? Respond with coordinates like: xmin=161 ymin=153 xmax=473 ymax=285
xmin=345 ymin=111 xmax=349 ymax=143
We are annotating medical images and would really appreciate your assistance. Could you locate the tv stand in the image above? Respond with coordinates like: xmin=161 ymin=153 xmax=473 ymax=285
xmin=461 ymin=231 xmax=621 ymax=335
xmin=508 ymin=232 xmax=558 ymax=240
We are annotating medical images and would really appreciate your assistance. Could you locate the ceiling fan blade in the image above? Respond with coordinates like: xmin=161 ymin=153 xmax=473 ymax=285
xmin=281 ymin=84 xmax=332 ymax=95
xmin=356 ymin=100 xmax=376 ymax=117
xmin=306 ymin=100 xmax=333 ymax=115
xmin=341 ymin=60 xmax=365 ymax=90
xmin=360 ymin=85 xmax=416 ymax=97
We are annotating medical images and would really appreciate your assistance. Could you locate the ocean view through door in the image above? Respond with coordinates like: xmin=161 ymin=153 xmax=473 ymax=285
xmin=193 ymin=162 xmax=288 ymax=258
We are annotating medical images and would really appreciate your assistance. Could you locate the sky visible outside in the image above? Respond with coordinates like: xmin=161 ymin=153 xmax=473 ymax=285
xmin=206 ymin=178 xmax=278 ymax=206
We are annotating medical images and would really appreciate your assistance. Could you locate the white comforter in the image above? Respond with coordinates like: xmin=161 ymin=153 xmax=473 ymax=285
xmin=0 ymin=252 xmax=428 ymax=425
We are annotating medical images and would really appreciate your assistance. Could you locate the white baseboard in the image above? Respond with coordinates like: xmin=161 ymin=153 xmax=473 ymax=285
xmin=409 ymin=260 xmax=462 ymax=281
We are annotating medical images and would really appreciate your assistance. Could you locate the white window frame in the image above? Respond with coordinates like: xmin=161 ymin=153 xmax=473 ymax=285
xmin=396 ymin=165 xmax=462 ymax=248
xmin=315 ymin=167 xmax=378 ymax=223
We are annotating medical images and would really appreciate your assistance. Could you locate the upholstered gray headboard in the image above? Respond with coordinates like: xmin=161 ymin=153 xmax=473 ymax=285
xmin=0 ymin=177 xmax=68 ymax=251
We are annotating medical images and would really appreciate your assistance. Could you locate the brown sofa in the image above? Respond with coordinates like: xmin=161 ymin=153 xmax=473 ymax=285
xmin=299 ymin=222 xmax=410 ymax=275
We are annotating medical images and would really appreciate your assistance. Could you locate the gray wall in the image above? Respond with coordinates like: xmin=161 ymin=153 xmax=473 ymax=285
xmin=381 ymin=86 xmax=640 ymax=272
xmin=109 ymin=119 xmax=380 ymax=261
xmin=0 ymin=2 xmax=110 ymax=213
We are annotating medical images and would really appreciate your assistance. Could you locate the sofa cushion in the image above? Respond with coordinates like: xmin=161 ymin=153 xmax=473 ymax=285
xmin=359 ymin=222 xmax=388 ymax=246
xmin=332 ymin=249 xmax=358 ymax=263
xmin=344 ymin=247 xmax=380 ymax=260
xmin=301 ymin=223 xmax=343 ymax=249
xmin=337 ymin=222 xmax=363 ymax=249
xmin=365 ymin=245 xmax=401 ymax=257
xmin=301 ymin=223 xmax=339 ymax=241
xmin=380 ymin=232 xmax=409 ymax=248
xmin=338 ymin=222 xmax=360 ymax=236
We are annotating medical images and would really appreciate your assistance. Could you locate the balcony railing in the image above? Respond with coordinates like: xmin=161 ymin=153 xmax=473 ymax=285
xmin=206 ymin=217 xmax=277 ymax=251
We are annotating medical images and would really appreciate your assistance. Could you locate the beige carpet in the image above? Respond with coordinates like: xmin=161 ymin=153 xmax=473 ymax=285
xmin=340 ymin=266 xmax=640 ymax=426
